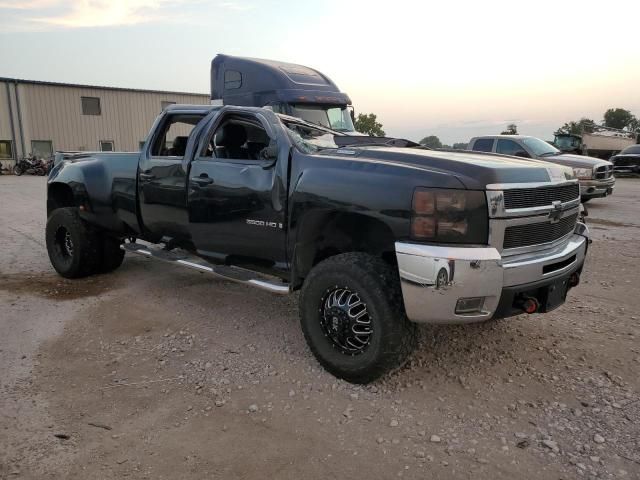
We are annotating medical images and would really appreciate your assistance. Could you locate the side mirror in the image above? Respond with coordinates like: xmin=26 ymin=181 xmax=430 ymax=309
xmin=260 ymin=144 xmax=279 ymax=169
xmin=260 ymin=144 xmax=279 ymax=160
xmin=514 ymin=150 xmax=530 ymax=158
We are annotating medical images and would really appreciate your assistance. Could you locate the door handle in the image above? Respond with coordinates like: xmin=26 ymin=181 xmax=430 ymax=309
xmin=139 ymin=173 xmax=155 ymax=180
xmin=191 ymin=175 xmax=213 ymax=185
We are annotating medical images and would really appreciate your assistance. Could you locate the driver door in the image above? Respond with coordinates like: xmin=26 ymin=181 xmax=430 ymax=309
xmin=187 ymin=110 xmax=288 ymax=271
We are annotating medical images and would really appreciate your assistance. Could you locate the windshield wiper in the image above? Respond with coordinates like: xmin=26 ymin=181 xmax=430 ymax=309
xmin=539 ymin=151 xmax=559 ymax=157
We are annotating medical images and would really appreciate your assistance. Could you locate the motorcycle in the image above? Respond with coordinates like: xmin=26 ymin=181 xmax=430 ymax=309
xmin=13 ymin=155 xmax=46 ymax=176
xmin=45 ymin=155 xmax=54 ymax=175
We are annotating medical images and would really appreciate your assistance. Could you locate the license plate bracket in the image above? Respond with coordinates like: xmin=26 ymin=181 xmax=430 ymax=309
xmin=542 ymin=277 xmax=569 ymax=312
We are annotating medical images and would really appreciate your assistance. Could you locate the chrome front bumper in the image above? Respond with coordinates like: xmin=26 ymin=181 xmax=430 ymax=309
xmin=580 ymin=177 xmax=615 ymax=198
xmin=395 ymin=224 xmax=589 ymax=324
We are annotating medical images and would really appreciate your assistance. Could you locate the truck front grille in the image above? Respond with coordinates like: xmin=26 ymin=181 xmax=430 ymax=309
xmin=503 ymin=184 xmax=580 ymax=209
xmin=613 ymin=156 xmax=640 ymax=168
xmin=594 ymin=165 xmax=613 ymax=179
xmin=503 ymin=213 xmax=578 ymax=249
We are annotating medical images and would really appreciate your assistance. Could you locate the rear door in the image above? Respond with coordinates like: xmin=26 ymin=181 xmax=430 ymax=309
xmin=138 ymin=112 xmax=206 ymax=241
xmin=187 ymin=109 xmax=289 ymax=271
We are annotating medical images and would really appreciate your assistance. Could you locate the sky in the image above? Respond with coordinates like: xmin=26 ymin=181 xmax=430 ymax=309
xmin=1 ymin=0 xmax=639 ymax=145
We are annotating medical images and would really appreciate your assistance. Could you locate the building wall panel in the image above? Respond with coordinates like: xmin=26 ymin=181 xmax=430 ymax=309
xmin=0 ymin=79 xmax=208 ymax=164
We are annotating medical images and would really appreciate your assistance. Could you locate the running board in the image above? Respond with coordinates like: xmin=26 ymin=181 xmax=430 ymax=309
xmin=121 ymin=242 xmax=290 ymax=294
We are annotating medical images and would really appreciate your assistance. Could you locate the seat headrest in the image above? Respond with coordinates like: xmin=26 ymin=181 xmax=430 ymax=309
xmin=215 ymin=123 xmax=247 ymax=148
xmin=172 ymin=136 xmax=188 ymax=154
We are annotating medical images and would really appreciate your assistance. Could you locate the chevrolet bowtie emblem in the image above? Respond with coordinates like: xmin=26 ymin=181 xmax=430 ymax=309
xmin=548 ymin=201 xmax=563 ymax=224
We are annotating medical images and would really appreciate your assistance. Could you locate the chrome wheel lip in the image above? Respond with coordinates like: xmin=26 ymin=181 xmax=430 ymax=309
xmin=54 ymin=226 xmax=74 ymax=259
xmin=64 ymin=231 xmax=74 ymax=256
xmin=320 ymin=286 xmax=372 ymax=355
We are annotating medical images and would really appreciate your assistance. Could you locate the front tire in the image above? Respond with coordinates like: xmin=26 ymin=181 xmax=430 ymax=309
xmin=46 ymin=208 xmax=100 ymax=278
xmin=13 ymin=164 xmax=23 ymax=176
xmin=299 ymin=253 xmax=416 ymax=384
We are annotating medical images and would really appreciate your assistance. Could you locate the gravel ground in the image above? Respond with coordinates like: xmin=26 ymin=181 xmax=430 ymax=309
xmin=1 ymin=176 xmax=639 ymax=480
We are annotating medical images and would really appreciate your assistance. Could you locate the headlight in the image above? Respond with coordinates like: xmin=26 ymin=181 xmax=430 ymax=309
xmin=411 ymin=188 xmax=488 ymax=243
xmin=572 ymin=167 xmax=593 ymax=179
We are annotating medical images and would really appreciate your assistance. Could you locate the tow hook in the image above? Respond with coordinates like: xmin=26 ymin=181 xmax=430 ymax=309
xmin=569 ymin=272 xmax=580 ymax=288
xmin=517 ymin=296 xmax=540 ymax=314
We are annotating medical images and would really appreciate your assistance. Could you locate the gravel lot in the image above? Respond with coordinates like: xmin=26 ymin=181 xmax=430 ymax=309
xmin=1 ymin=175 xmax=639 ymax=480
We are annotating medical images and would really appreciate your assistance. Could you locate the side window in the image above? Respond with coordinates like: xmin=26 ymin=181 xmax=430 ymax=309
xmin=496 ymin=139 xmax=526 ymax=156
xmin=0 ymin=140 xmax=13 ymax=159
xmin=31 ymin=140 xmax=53 ymax=159
xmin=204 ymin=116 xmax=271 ymax=161
xmin=100 ymin=140 xmax=114 ymax=152
xmin=81 ymin=96 xmax=101 ymax=116
xmin=150 ymin=114 xmax=204 ymax=157
xmin=224 ymin=70 xmax=242 ymax=90
xmin=472 ymin=138 xmax=494 ymax=152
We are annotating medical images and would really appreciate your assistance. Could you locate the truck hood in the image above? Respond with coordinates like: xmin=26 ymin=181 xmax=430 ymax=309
xmin=541 ymin=153 xmax=612 ymax=169
xmin=336 ymin=147 xmax=573 ymax=189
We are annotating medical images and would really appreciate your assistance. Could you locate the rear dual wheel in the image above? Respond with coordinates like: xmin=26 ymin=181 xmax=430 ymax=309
xmin=300 ymin=253 xmax=416 ymax=384
xmin=46 ymin=207 xmax=124 ymax=278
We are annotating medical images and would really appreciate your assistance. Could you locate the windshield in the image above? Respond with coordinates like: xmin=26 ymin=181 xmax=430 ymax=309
xmin=290 ymin=104 xmax=355 ymax=132
xmin=554 ymin=135 xmax=580 ymax=150
xmin=522 ymin=137 xmax=560 ymax=156
xmin=283 ymin=121 xmax=339 ymax=153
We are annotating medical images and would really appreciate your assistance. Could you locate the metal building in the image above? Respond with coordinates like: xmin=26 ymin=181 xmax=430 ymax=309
xmin=0 ymin=77 xmax=209 ymax=170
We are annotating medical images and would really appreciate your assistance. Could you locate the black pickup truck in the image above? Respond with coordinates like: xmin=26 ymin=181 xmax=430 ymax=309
xmin=46 ymin=104 xmax=590 ymax=383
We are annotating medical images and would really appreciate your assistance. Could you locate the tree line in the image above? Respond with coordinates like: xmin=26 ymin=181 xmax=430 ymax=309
xmin=556 ymin=108 xmax=639 ymax=135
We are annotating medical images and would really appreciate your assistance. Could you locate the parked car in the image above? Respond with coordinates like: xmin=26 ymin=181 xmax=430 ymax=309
xmin=468 ymin=135 xmax=614 ymax=202
xmin=610 ymin=144 xmax=640 ymax=175
xmin=46 ymin=104 xmax=590 ymax=383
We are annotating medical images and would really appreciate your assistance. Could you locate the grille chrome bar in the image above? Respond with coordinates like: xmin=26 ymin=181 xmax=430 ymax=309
xmin=594 ymin=164 xmax=614 ymax=179
xmin=487 ymin=178 xmax=581 ymax=256
xmin=486 ymin=180 xmax=581 ymax=219
xmin=503 ymin=184 xmax=579 ymax=209
xmin=503 ymin=213 xmax=578 ymax=249
xmin=489 ymin=207 xmax=580 ymax=255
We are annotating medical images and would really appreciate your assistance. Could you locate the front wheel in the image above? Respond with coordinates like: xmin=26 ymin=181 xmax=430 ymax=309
xmin=13 ymin=164 xmax=23 ymax=176
xmin=299 ymin=253 xmax=417 ymax=384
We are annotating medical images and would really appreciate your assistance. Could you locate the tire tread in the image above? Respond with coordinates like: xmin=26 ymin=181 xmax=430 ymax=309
xmin=300 ymin=252 xmax=416 ymax=384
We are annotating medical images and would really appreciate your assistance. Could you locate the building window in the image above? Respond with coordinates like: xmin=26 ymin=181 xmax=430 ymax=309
xmin=0 ymin=140 xmax=13 ymax=159
xmin=81 ymin=96 xmax=101 ymax=115
xmin=31 ymin=140 xmax=53 ymax=159
xmin=161 ymin=101 xmax=176 ymax=111
xmin=100 ymin=141 xmax=114 ymax=152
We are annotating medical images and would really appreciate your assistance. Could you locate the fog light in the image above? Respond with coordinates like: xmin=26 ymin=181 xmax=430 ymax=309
xmin=455 ymin=297 xmax=485 ymax=314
